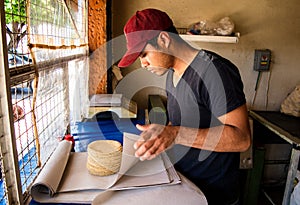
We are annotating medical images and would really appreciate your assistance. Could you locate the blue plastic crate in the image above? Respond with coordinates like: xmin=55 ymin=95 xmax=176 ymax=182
xmin=71 ymin=119 xmax=143 ymax=152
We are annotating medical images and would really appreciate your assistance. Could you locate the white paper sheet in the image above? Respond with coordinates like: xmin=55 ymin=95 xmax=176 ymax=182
xmin=92 ymin=172 xmax=207 ymax=205
xmin=30 ymin=133 xmax=185 ymax=204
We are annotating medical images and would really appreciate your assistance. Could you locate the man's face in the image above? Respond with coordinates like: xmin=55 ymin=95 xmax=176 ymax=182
xmin=139 ymin=43 xmax=173 ymax=76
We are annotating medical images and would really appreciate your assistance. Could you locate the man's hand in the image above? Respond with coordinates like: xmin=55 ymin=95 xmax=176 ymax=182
xmin=134 ymin=124 xmax=178 ymax=161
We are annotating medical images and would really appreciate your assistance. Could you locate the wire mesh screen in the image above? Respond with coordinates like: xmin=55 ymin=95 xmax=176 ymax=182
xmin=35 ymin=64 xmax=68 ymax=164
xmin=11 ymin=78 xmax=39 ymax=194
xmin=1 ymin=0 xmax=88 ymax=204
xmin=5 ymin=0 xmax=32 ymax=69
xmin=29 ymin=0 xmax=87 ymax=62
xmin=28 ymin=0 xmax=89 ymax=164
xmin=0 ymin=150 xmax=7 ymax=205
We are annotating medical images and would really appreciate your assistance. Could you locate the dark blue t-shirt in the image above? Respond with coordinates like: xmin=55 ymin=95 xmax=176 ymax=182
xmin=166 ymin=50 xmax=246 ymax=204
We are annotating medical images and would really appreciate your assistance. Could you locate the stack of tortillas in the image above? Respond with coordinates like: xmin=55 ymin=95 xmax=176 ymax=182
xmin=86 ymin=140 xmax=122 ymax=176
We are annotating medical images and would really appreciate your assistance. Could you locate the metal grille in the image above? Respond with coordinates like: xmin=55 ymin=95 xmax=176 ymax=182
xmin=29 ymin=0 xmax=88 ymax=63
xmin=11 ymin=79 xmax=39 ymax=195
xmin=1 ymin=0 xmax=88 ymax=204
xmin=0 ymin=149 xmax=7 ymax=205
xmin=34 ymin=64 xmax=68 ymax=164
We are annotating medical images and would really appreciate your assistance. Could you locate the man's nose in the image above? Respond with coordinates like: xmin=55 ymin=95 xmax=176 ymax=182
xmin=139 ymin=57 xmax=149 ymax=68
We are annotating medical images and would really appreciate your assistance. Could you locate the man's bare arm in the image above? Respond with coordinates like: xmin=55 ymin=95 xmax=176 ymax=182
xmin=175 ymin=104 xmax=251 ymax=152
xmin=134 ymin=104 xmax=251 ymax=160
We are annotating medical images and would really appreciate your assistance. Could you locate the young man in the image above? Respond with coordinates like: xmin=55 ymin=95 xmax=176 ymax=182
xmin=118 ymin=8 xmax=251 ymax=205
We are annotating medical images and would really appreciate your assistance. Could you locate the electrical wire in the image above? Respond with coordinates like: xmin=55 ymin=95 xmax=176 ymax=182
xmin=250 ymin=71 xmax=261 ymax=110
xmin=265 ymin=68 xmax=272 ymax=110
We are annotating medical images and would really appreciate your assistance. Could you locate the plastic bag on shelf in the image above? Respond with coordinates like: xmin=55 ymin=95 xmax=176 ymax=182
xmin=188 ymin=16 xmax=235 ymax=36
xmin=215 ymin=17 xmax=235 ymax=36
xmin=280 ymin=85 xmax=300 ymax=117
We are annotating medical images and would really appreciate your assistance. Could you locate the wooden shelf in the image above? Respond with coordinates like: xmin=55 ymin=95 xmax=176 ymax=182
xmin=180 ymin=32 xmax=240 ymax=44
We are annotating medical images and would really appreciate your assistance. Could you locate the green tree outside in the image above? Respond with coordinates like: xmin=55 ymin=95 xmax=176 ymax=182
xmin=4 ymin=0 xmax=27 ymax=53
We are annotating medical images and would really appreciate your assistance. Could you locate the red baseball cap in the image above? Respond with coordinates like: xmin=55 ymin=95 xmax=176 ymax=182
xmin=118 ymin=9 xmax=174 ymax=67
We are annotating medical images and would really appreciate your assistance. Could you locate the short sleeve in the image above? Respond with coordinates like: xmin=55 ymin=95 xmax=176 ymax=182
xmin=201 ymin=56 xmax=246 ymax=117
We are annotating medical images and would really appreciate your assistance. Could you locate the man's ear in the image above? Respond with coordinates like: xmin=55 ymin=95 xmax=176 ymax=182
xmin=158 ymin=31 xmax=171 ymax=49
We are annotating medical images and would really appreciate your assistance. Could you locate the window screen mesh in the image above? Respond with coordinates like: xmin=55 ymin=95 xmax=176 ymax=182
xmin=29 ymin=0 xmax=87 ymax=63
xmin=0 ymin=149 xmax=7 ymax=204
xmin=1 ymin=0 xmax=88 ymax=203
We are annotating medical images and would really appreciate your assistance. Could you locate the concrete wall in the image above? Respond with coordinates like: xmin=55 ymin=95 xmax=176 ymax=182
xmin=111 ymin=0 xmax=300 ymax=110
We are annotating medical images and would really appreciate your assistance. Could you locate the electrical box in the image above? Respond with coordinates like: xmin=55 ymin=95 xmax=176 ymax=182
xmin=254 ymin=49 xmax=271 ymax=71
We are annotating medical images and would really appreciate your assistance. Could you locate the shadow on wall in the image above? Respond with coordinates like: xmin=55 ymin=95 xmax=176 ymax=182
xmin=114 ymin=68 xmax=167 ymax=110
